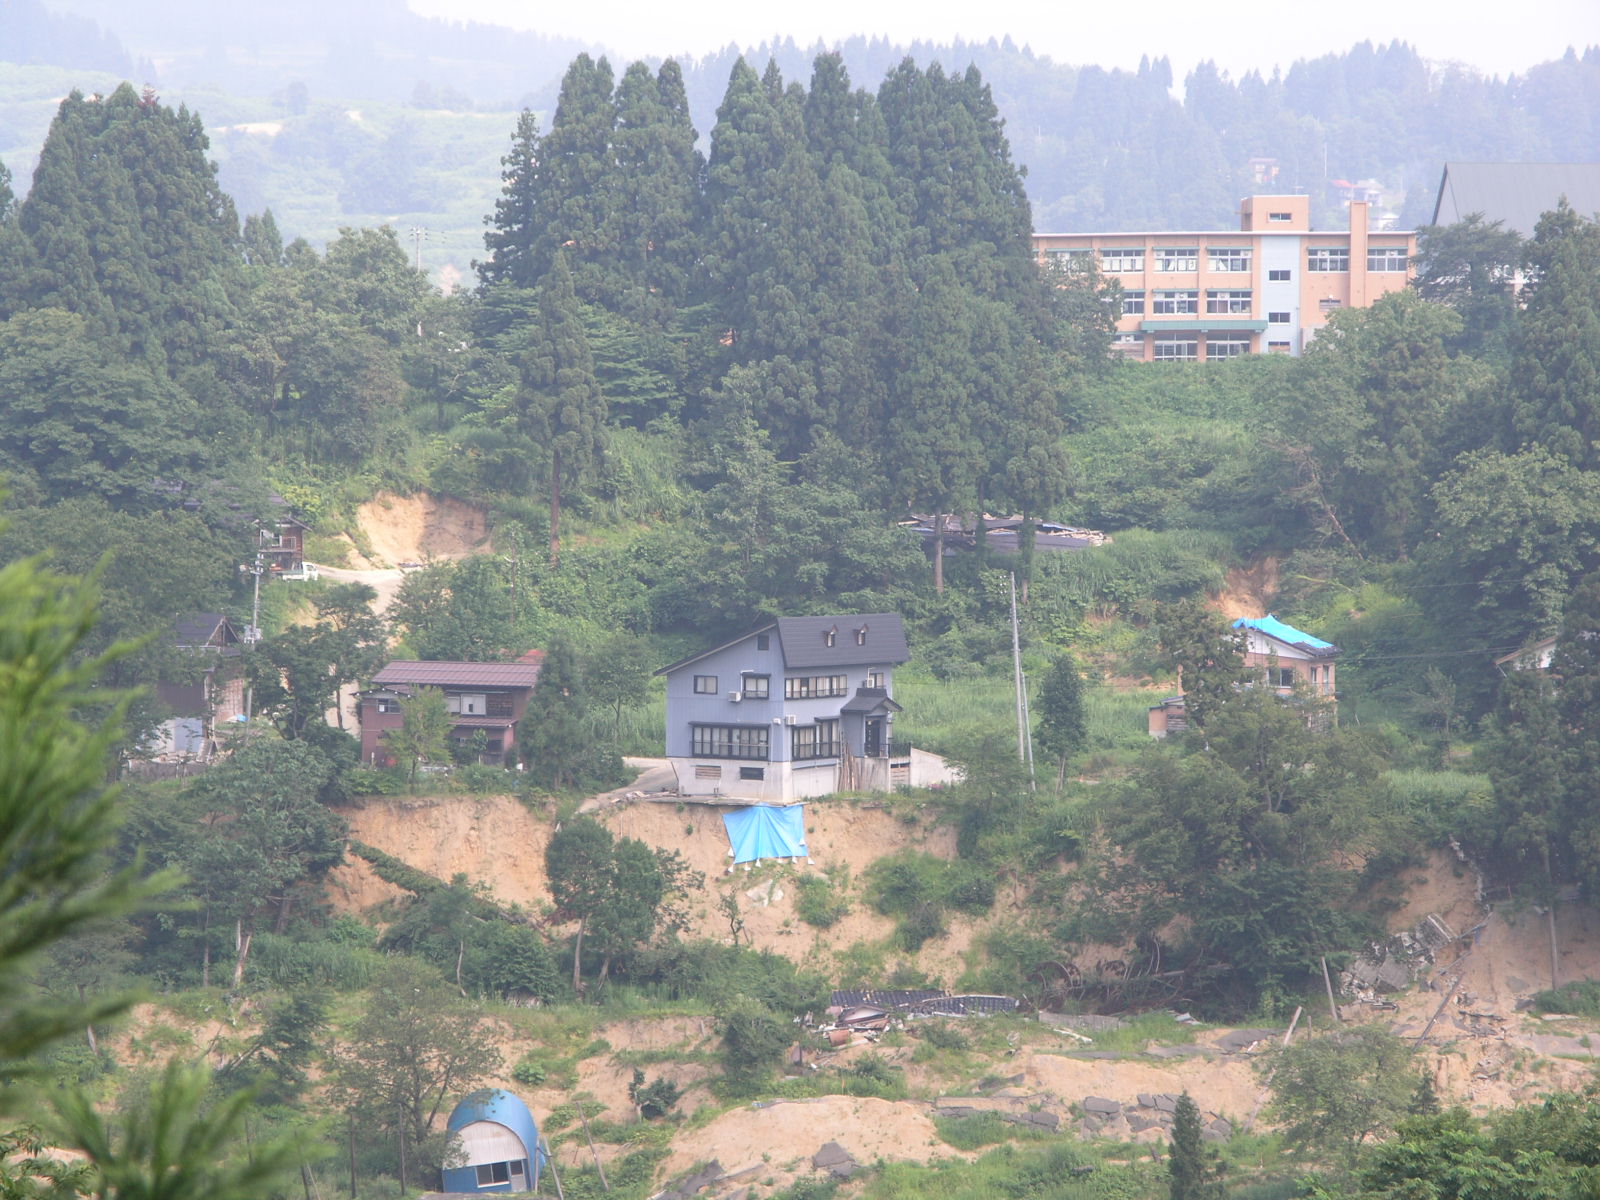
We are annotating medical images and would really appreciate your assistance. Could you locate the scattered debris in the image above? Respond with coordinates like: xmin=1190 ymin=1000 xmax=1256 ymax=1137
xmin=812 ymin=1142 xmax=859 ymax=1179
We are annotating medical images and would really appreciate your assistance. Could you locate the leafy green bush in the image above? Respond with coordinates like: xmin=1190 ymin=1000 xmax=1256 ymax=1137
xmin=628 ymin=1069 xmax=681 ymax=1119
xmin=510 ymin=1052 xmax=548 ymax=1087
xmin=794 ymin=873 xmax=851 ymax=928
xmin=1530 ymin=980 xmax=1600 ymax=1018
xmin=865 ymin=851 xmax=997 ymax=949
xmin=715 ymin=995 xmax=792 ymax=1092
xmin=630 ymin=940 xmax=828 ymax=1016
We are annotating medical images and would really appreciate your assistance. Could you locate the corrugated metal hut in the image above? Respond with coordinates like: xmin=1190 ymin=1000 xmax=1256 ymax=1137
xmin=440 ymin=1089 xmax=542 ymax=1194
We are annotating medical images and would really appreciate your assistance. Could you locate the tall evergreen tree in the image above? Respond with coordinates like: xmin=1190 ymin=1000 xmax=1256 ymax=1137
xmin=1507 ymin=201 xmax=1600 ymax=469
xmin=610 ymin=59 xmax=704 ymax=320
xmin=537 ymin=55 xmax=620 ymax=305
xmin=478 ymin=109 xmax=541 ymax=291
xmin=1168 ymin=1092 xmax=1225 ymax=1200
xmin=11 ymin=84 xmax=240 ymax=373
xmin=518 ymin=253 xmax=606 ymax=565
xmin=888 ymin=256 xmax=983 ymax=593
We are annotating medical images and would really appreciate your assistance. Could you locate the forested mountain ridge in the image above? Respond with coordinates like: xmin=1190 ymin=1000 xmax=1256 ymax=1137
xmin=2 ymin=20 xmax=1597 ymax=273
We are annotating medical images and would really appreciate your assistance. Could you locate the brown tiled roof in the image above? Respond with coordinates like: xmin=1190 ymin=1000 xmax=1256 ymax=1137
xmin=371 ymin=660 xmax=543 ymax=689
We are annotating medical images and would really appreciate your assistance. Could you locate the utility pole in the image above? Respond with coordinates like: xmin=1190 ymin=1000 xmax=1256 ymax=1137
xmin=240 ymin=537 xmax=267 ymax=741
xmin=410 ymin=226 xmax=426 ymax=272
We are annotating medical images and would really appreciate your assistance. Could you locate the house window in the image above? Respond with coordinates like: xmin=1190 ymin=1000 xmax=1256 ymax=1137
xmin=741 ymin=674 xmax=770 ymax=700
xmin=1154 ymin=247 xmax=1198 ymax=272
xmin=867 ymin=670 xmax=885 ymax=688
xmin=1100 ymin=247 xmax=1144 ymax=272
xmin=1307 ymin=246 xmax=1349 ymax=272
xmin=1152 ymin=290 xmax=1198 ymax=315
xmin=691 ymin=724 xmax=769 ymax=760
xmin=1207 ymin=247 xmax=1251 ymax=272
xmin=1121 ymin=289 xmax=1145 ymax=315
xmin=485 ymin=694 xmax=513 ymax=718
xmin=477 ymin=1163 xmax=511 ymax=1186
xmin=1205 ymin=289 xmax=1253 ymax=315
xmin=694 ymin=764 xmax=723 ymax=780
xmin=374 ymin=697 xmax=400 ymax=713
xmin=784 ymin=675 xmax=850 ymax=699
xmin=1268 ymin=340 xmax=1292 ymax=353
xmin=757 ymin=634 xmax=770 ymax=650
xmin=739 ymin=766 xmax=765 ymax=781
xmin=1151 ymin=333 xmax=1198 ymax=362
xmin=855 ymin=625 xmax=868 ymax=646
xmin=1268 ymin=311 xmax=1291 ymax=324
xmin=1111 ymin=331 xmax=1142 ymax=356
xmin=692 ymin=675 xmax=718 ymax=695
xmin=824 ymin=627 xmax=837 ymax=647
xmin=1268 ymin=269 xmax=1291 ymax=282
xmin=792 ymin=719 xmax=841 ymax=760
xmin=1206 ymin=335 xmax=1251 ymax=359
xmin=1269 ymin=666 xmax=1295 ymax=689
xmin=1367 ymin=246 xmax=1408 ymax=272
xmin=1318 ymin=298 xmax=1342 ymax=314
xmin=1269 ymin=211 xmax=1293 ymax=222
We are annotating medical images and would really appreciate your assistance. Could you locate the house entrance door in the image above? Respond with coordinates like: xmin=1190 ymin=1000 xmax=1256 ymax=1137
xmin=864 ymin=717 xmax=884 ymax=757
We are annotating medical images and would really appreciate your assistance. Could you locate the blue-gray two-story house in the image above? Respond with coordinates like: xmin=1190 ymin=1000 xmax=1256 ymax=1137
xmin=656 ymin=613 xmax=914 ymax=801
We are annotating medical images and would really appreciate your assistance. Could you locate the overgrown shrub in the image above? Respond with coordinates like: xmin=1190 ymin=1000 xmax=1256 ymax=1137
xmin=1530 ymin=980 xmax=1600 ymax=1018
xmin=865 ymin=851 xmax=998 ymax=949
xmin=715 ymin=995 xmax=792 ymax=1092
xmin=794 ymin=873 xmax=851 ymax=928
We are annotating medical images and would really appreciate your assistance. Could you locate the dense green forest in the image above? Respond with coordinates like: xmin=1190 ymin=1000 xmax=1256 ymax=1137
xmin=4 ymin=38 xmax=1600 ymax=1200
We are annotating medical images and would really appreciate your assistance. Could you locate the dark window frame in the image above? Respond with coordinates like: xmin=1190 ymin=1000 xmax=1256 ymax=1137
xmin=691 ymin=724 xmax=770 ymax=760
xmin=692 ymin=674 xmax=718 ymax=695
xmin=784 ymin=674 xmax=850 ymax=699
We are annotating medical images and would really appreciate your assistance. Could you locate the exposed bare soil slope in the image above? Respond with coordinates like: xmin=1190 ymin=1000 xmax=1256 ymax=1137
xmin=323 ymin=791 xmax=1600 ymax=1196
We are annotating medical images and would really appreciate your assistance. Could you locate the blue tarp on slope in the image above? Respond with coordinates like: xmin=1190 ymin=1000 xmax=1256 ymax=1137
xmin=722 ymin=805 xmax=807 ymax=863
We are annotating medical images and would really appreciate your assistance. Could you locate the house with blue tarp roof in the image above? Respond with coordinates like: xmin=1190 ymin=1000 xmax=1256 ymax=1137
xmin=440 ymin=1089 xmax=543 ymax=1194
xmin=1150 ymin=613 xmax=1339 ymax=737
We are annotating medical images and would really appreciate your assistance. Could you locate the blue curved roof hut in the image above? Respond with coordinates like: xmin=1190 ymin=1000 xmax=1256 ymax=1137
xmin=440 ymin=1089 xmax=543 ymax=1194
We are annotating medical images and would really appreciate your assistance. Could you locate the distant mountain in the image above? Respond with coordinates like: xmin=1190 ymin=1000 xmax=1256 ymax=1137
xmin=39 ymin=0 xmax=596 ymax=105
xmin=4 ymin=13 xmax=1597 ymax=275
xmin=0 ymin=0 xmax=144 ymax=76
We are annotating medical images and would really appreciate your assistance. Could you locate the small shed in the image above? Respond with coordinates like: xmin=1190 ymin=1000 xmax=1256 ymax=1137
xmin=440 ymin=1090 xmax=542 ymax=1194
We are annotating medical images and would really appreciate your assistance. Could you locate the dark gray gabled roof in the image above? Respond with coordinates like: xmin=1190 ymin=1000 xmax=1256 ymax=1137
xmin=1432 ymin=162 xmax=1600 ymax=238
xmin=775 ymin=614 xmax=909 ymax=669
xmin=656 ymin=613 xmax=910 ymax=676
xmin=174 ymin=612 xmax=242 ymax=650
xmin=840 ymin=687 xmax=903 ymax=716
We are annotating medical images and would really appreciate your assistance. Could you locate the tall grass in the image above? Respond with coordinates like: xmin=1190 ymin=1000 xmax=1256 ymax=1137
xmin=892 ymin=668 xmax=1159 ymax=758
xmin=1036 ymin=528 xmax=1235 ymax=615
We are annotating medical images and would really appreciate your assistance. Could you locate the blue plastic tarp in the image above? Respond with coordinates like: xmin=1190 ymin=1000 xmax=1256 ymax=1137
xmin=722 ymin=805 xmax=807 ymax=863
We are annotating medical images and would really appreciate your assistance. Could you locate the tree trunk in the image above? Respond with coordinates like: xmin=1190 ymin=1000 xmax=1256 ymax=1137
xmin=932 ymin=513 xmax=945 ymax=594
xmin=233 ymin=920 xmax=253 ymax=990
xmin=202 ymin=931 xmax=212 ymax=989
xmin=275 ymin=892 xmax=294 ymax=935
xmin=549 ymin=447 xmax=563 ymax=568
xmin=572 ymin=917 xmax=586 ymax=997
xmin=598 ymin=954 xmax=612 ymax=987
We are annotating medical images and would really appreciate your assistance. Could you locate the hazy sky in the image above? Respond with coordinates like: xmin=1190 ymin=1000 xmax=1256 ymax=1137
xmin=407 ymin=0 xmax=1594 ymax=80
